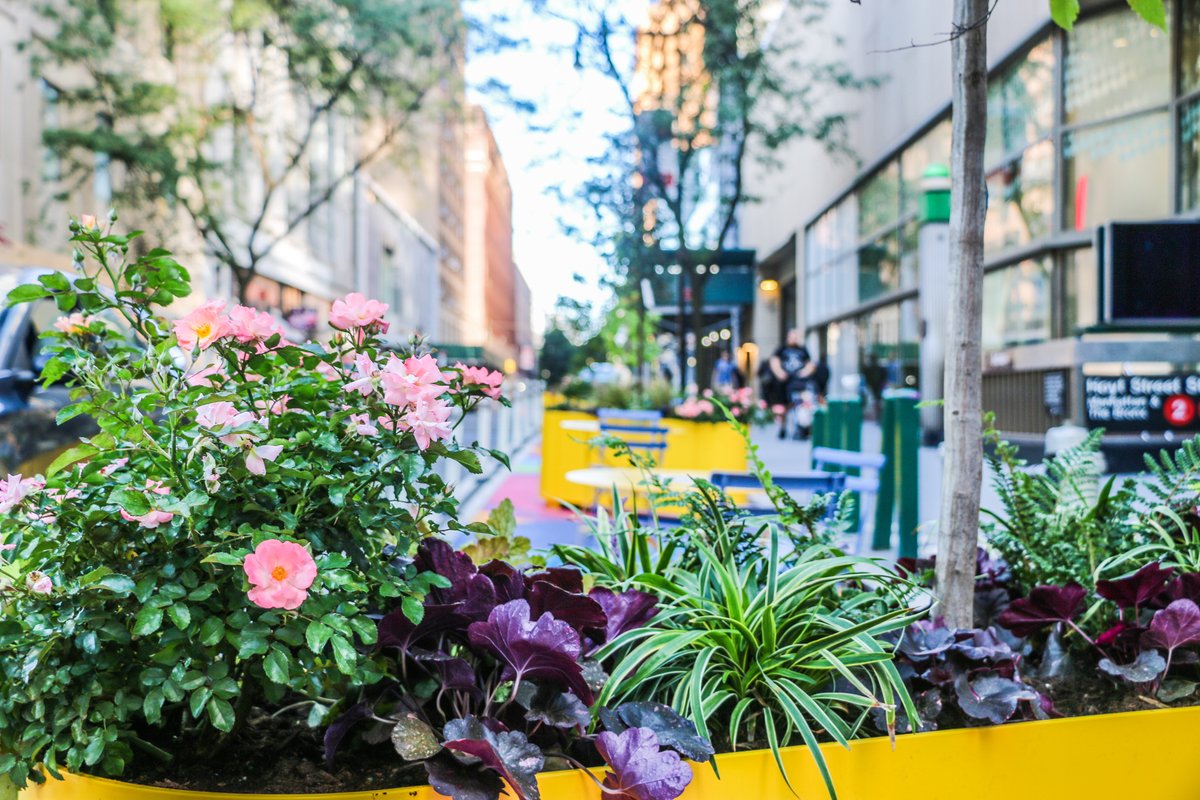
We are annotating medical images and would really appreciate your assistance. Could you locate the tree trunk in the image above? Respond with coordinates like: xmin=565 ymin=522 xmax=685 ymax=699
xmin=936 ymin=0 xmax=989 ymax=630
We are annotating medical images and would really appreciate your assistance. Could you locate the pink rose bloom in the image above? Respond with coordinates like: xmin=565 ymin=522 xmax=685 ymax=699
xmin=733 ymin=387 xmax=753 ymax=405
xmin=186 ymin=362 xmax=225 ymax=388
xmin=78 ymin=214 xmax=98 ymax=230
xmin=380 ymin=354 xmax=445 ymax=408
xmin=228 ymin=305 xmax=283 ymax=343
xmin=0 ymin=474 xmax=41 ymax=513
xmin=756 ymin=399 xmax=768 ymax=410
xmin=100 ymin=458 xmax=129 ymax=477
xmin=203 ymin=454 xmax=221 ymax=493
xmin=702 ymin=388 xmax=714 ymax=398
xmin=456 ymin=363 xmax=504 ymax=400
xmin=244 ymin=444 xmax=283 ymax=476
xmin=343 ymin=354 xmax=380 ymax=397
xmin=330 ymin=293 xmax=390 ymax=333
xmin=400 ymin=398 xmax=454 ymax=450
xmin=316 ymin=360 xmax=340 ymax=382
xmin=0 ymin=543 xmax=16 ymax=552
xmin=243 ymin=539 xmax=318 ymax=610
xmin=771 ymin=404 xmax=786 ymax=415
xmin=25 ymin=571 xmax=52 ymax=595
xmin=348 ymin=413 xmax=379 ymax=437
xmin=674 ymin=400 xmax=700 ymax=419
xmin=174 ymin=300 xmax=229 ymax=353
xmin=196 ymin=401 xmax=258 ymax=445
xmin=255 ymin=395 xmax=290 ymax=417
xmin=731 ymin=405 xmax=744 ymax=416
xmin=121 ymin=508 xmax=174 ymax=529
xmin=698 ymin=400 xmax=715 ymax=415
xmin=54 ymin=312 xmax=93 ymax=335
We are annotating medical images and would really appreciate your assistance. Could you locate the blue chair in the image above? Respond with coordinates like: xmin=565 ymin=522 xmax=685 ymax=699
xmin=811 ymin=447 xmax=885 ymax=493
xmin=597 ymin=408 xmax=670 ymax=466
xmin=709 ymin=471 xmax=847 ymax=519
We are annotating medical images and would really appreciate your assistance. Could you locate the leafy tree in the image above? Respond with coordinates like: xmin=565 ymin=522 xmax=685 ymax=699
xmin=539 ymin=326 xmax=575 ymax=384
xmin=522 ymin=0 xmax=873 ymax=389
xmin=30 ymin=0 xmax=461 ymax=300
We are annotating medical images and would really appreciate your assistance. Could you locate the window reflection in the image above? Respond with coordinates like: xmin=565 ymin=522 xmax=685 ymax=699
xmin=858 ymin=160 xmax=900 ymax=237
xmin=1180 ymin=98 xmax=1200 ymax=211
xmin=986 ymin=38 xmax=1055 ymax=165
xmin=1180 ymin=0 xmax=1200 ymax=94
xmin=984 ymin=139 xmax=1055 ymax=254
xmin=1064 ymin=6 xmax=1170 ymax=125
xmin=901 ymin=119 xmax=952 ymax=218
xmin=857 ymin=232 xmax=900 ymax=303
xmin=1064 ymin=112 xmax=1169 ymax=231
xmin=983 ymin=259 xmax=1052 ymax=350
xmin=1063 ymin=248 xmax=1099 ymax=336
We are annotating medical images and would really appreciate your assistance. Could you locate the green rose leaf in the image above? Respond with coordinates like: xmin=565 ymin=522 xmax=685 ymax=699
xmin=167 ymin=604 xmax=192 ymax=631
xmin=1048 ymin=0 xmax=1080 ymax=28
xmin=47 ymin=444 xmax=99 ymax=478
xmin=330 ymin=634 xmax=357 ymax=676
xmin=199 ymin=617 xmax=225 ymax=646
xmin=208 ymin=697 xmax=236 ymax=732
xmin=264 ymin=645 xmax=290 ymax=685
xmin=203 ymin=552 xmax=246 ymax=566
xmin=1127 ymin=0 xmax=1166 ymax=28
xmin=5 ymin=284 xmax=50 ymax=306
xmin=132 ymin=606 xmax=164 ymax=637
xmin=96 ymin=575 xmax=136 ymax=595
xmin=306 ymin=620 xmax=333 ymax=654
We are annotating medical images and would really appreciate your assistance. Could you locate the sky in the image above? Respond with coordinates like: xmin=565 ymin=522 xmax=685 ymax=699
xmin=464 ymin=3 xmax=634 ymax=334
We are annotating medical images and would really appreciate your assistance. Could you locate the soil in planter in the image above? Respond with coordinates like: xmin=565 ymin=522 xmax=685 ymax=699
xmin=123 ymin=711 xmax=428 ymax=794
xmin=1031 ymin=671 xmax=1200 ymax=718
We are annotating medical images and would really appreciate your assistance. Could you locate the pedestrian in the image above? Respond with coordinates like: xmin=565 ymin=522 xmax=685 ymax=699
xmin=769 ymin=328 xmax=816 ymax=439
xmin=712 ymin=350 xmax=736 ymax=391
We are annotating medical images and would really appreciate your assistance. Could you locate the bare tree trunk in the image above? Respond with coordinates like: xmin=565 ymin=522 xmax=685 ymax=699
xmin=936 ymin=0 xmax=989 ymax=630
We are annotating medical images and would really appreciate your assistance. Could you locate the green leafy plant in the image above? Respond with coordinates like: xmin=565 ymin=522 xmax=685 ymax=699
xmin=460 ymin=499 xmax=542 ymax=567
xmin=594 ymin=531 xmax=921 ymax=797
xmin=982 ymin=427 xmax=1142 ymax=591
xmin=0 ymin=217 xmax=506 ymax=786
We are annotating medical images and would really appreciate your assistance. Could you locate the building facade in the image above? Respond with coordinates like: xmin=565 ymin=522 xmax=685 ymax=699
xmin=742 ymin=0 xmax=1200 ymax=457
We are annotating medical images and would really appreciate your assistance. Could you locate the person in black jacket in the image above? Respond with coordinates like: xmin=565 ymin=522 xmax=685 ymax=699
xmin=769 ymin=329 xmax=816 ymax=439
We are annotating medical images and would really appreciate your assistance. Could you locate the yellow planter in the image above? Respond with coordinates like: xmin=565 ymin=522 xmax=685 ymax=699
xmin=20 ymin=706 xmax=1200 ymax=799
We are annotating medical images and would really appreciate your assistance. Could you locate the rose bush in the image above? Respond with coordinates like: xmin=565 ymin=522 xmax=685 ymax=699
xmin=0 ymin=217 xmax=510 ymax=785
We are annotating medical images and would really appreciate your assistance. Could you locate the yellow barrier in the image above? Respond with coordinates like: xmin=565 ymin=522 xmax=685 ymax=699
xmin=22 ymin=706 xmax=1200 ymax=799
xmin=539 ymin=410 xmax=749 ymax=508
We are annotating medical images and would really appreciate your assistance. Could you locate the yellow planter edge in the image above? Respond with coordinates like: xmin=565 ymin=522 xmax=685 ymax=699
xmin=20 ymin=705 xmax=1200 ymax=800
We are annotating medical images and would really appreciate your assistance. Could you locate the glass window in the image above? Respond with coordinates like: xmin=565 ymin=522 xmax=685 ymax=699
xmin=858 ymin=161 xmax=900 ymax=238
xmin=1064 ymin=6 xmax=1170 ymax=124
xmin=857 ymin=232 xmax=900 ymax=303
xmin=984 ymin=138 xmax=1055 ymax=254
xmin=1180 ymin=97 xmax=1200 ymax=211
xmin=982 ymin=258 xmax=1052 ymax=350
xmin=1181 ymin=0 xmax=1200 ymax=95
xmin=1063 ymin=247 xmax=1099 ymax=336
xmin=1064 ymin=112 xmax=1170 ymax=231
xmin=986 ymin=37 xmax=1055 ymax=165
xmin=901 ymin=119 xmax=952 ymax=218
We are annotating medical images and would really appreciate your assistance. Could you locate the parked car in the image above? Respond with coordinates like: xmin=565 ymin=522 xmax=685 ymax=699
xmin=0 ymin=269 xmax=99 ymax=475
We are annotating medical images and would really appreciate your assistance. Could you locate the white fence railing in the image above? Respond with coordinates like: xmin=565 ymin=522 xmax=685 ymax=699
xmin=437 ymin=379 xmax=543 ymax=499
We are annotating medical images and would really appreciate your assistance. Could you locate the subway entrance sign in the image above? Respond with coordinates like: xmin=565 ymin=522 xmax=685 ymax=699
xmin=1084 ymin=374 xmax=1200 ymax=432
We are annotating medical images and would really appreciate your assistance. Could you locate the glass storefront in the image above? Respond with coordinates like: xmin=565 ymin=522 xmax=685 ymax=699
xmin=804 ymin=0 xmax=1200 ymax=385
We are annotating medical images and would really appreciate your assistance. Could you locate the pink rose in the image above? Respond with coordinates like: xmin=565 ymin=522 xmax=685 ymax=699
xmin=343 ymin=354 xmax=380 ymax=397
xmin=54 ymin=312 xmax=93 ymax=335
xmin=400 ymin=398 xmax=454 ymax=450
xmin=380 ymin=354 xmax=445 ymax=408
xmin=100 ymin=458 xmax=129 ymax=477
xmin=174 ymin=300 xmax=229 ymax=352
xmin=25 ymin=571 xmax=52 ymax=595
xmin=0 ymin=474 xmax=41 ymax=513
xmin=121 ymin=508 xmax=175 ymax=528
xmin=674 ymin=400 xmax=701 ymax=419
xmin=186 ymin=362 xmax=225 ymax=388
xmin=244 ymin=444 xmax=283 ymax=476
xmin=348 ymin=413 xmax=379 ymax=437
xmin=456 ymin=363 xmax=504 ymax=400
xmin=78 ymin=214 xmax=98 ymax=230
xmin=330 ymin=293 xmax=389 ymax=333
xmin=243 ymin=539 xmax=318 ymax=610
xmin=228 ymin=305 xmax=283 ymax=343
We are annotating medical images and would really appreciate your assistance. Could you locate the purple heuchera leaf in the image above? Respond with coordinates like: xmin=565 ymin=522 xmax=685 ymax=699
xmin=1098 ymin=649 xmax=1167 ymax=685
xmin=996 ymin=583 xmax=1087 ymax=637
xmin=523 ymin=567 xmax=585 ymax=595
xmin=951 ymin=627 xmax=1014 ymax=662
xmin=1096 ymin=562 xmax=1174 ymax=610
xmin=898 ymin=619 xmax=956 ymax=660
xmin=1167 ymin=573 xmax=1200 ymax=605
xmin=598 ymin=702 xmax=715 ymax=762
xmin=953 ymin=672 xmax=1038 ymax=724
xmin=590 ymin=587 xmax=658 ymax=645
xmin=1142 ymin=599 xmax=1200 ymax=658
xmin=468 ymin=599 xmax=594 ymax=704
xmin=595 ymin=727 xmax=693 ymax=800
xmin=443 ymin=716 xmax=544 ymax=800
xmin=323 ymin=701 xmax=374 ymax=768
xmin=528 ymin=581 xmax=607 ymax=633
xmin=480 ymin=560 xmax=525 ymax=604
xmin=425 ymin=752 xmax=505 ymax=800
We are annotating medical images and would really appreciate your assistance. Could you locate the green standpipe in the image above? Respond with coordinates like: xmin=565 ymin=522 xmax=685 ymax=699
xmin=834 ymin=397 xmax=863 ymax=531
xmin=895 ymin=391 xmax=921 ymax=559
xmin=872 ymin=395 xmax=897 ymax=550
xmin=812 ymin=405 xmax=828 ymax=449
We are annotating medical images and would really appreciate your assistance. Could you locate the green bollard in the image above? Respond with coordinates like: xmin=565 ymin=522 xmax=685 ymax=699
xmin=825 ymin=399 xmax=844 ymax=458
xmin=873 ymin=394 xmax=897 ymax=550
xmin=894 ymin=390 xmax=921 ymax=559
xmin=841 ymin=397 xmax=863 ymax=531
xmin=812 ymin=405 xmax=828 ymax=450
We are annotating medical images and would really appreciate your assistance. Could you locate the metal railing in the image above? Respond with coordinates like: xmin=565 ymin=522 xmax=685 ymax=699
xmin=437 ymin=379 xmax=543 ymax=497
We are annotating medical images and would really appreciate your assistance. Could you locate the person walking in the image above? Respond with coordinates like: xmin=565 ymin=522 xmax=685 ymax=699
xmin=769 ymin=329 xmax=816 ymax=439
xmin=712 ymin=350 xmax=736 ymax=391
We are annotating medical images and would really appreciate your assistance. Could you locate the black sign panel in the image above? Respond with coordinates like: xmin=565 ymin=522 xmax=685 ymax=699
xmin=1104 ymin=222 xmax=1200 ymax=326
xmin=1084 ymin=374 xmax=1200 ymax=432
